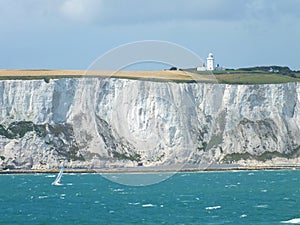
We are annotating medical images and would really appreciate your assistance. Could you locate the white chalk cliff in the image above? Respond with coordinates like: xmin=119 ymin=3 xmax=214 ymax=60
xmin=0 ymin=78 xmax=299 ymax=169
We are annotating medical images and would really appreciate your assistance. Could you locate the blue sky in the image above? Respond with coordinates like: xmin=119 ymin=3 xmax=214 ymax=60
xmin=0 ymin=0 xmax=299 ymax=70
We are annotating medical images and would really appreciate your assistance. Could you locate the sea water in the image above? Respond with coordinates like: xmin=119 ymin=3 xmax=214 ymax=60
xmin=0 ymin=170 xmax=299 ymax=225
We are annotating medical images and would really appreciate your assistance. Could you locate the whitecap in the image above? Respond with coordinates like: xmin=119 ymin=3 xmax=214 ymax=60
xmin=66 ymin=183 xmax=73 ymax=186
xmin=142 ymin=204 xmax=156 ymax=208
xmin=38 ymin=195 xmax=48 ymax=199
xmin=205 ymin=206 xmax=221 ymax=210
xmin=113 ymin=188 xmax=124 ymax=192
xmin=181 ymin=200 xmax=194 ymax=203
xmin=45 ymin=175 xmax=56 ymax=178
xmin=225 ymin=184 xmax=237 ymax=188
xmin=281 ymin=218 xmax=300 ymax=224
xmin=255 ymin=204 xmax=268 ymax=208
xmin=128 ymin=202 xmax=140 ymax=205
xmin=240 ymin=214 xmax=247 ymax=218
xmin=261 ymin=189 xmax=268 ymax=193
xmin=248 ymin=173 xmax=254 ymax=176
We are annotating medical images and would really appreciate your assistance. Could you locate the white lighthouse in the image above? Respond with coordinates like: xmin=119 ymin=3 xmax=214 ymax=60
xmin=206 ymin=53 xmax=214 ymax=71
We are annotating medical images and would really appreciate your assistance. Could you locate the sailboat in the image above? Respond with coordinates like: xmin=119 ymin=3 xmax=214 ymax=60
xmin=51 ymin=167 xmax=64 ymax=186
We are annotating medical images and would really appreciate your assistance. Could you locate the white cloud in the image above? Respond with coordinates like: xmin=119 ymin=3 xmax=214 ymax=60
xmin=60 ymin=0 xmax=102 ymax=22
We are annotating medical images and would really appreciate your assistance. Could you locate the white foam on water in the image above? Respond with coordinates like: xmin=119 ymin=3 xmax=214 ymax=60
xmin=142 ymin=204 xmax=156 ymax=208
xmin=66 ymin=183 xmax=73 ymax=186
xmin=112 ymin=188 xmax=124 ymax=192
xmin=38 ymin=195 xmax=48 ymax=199
xmin=45 ymin=175 xmax=56 ymax=178
xmin=255 ymin=204 xmax=269 ymax=208
xmin=225 ymin=184 xmax=237 ymax=188
xmin=240 ymin=214 xmax=247 ymax=218
xmin=281 ymin=218 xmax=300 ymax=224
xmin=205 ymin=206 xmax=221 ymax=210
xmin=261 ymin=189 xmax=268 ymax=193
xmin=180 ymin=200 xmax=194 ymax=203
xmin=128 ymin=202 xmax=140 ymax=205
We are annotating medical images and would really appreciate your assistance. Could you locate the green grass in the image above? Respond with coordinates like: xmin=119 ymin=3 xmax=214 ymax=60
xmin=216 ymin=73 xmax=300 ymax=84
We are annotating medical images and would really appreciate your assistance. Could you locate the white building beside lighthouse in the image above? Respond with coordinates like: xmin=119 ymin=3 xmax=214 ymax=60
xmin=206 ymin=53 xmax=214 ymax=71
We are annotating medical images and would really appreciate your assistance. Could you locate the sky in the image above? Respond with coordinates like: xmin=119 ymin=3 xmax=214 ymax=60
xmin=0 ymin=0 xmax=299 ymax=70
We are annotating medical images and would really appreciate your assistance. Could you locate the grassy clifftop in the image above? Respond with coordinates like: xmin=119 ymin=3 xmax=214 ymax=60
xmin=0 ymin=67 xmax=300 ymax=84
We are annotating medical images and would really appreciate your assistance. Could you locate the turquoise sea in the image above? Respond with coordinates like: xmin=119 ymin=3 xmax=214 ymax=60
xmin=0 ymin=170 xmax=299 ymax=225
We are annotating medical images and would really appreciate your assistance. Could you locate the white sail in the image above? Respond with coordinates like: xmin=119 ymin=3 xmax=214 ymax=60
xmin=51 ymin=167 xmax=64 ymax=186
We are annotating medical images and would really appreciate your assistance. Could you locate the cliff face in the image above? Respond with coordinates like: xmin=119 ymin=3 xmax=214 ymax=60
xmin=0 ymin=78 xmax=299 ymax=169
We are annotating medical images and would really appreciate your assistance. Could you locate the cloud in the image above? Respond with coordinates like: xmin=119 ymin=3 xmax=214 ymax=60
xmin=0 ymin=0 xmax=299 ymax=70
xmin=56 ymin=0 xmax=300 ymax=27
xmin=245 ymin=0 xmax=300 ymax=21
xmin=60 ymin=0 xmax=102 ymax=22
xmin=0 ymin=0 xmax=61 ymax=31
xmin=93 ymin=0 xmax=249 ymax=25
xmin=1 ymin=0 xmax=299 ymax=29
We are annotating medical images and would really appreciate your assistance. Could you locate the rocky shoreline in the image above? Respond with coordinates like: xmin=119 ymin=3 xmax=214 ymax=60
xmin=1 ymin=164 xmax=300 ymax=174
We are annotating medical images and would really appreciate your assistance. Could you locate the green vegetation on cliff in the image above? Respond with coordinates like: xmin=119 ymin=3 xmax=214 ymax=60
xmin=188 ymin=66 xmax=300 ymax=84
